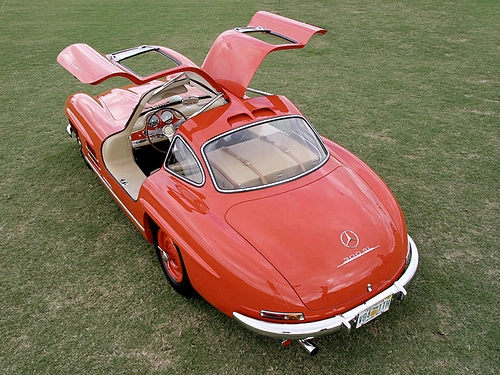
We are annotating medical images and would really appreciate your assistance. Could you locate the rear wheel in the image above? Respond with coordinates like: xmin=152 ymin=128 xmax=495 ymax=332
xmin=155 ymin=227 xmax=193 ymax=296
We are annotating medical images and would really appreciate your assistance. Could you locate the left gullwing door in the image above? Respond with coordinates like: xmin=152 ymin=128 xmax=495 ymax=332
xmin=201 ymin=11 xmax=326 ymax=97
xmin=57 ymin=43 xmax=199 ymax=85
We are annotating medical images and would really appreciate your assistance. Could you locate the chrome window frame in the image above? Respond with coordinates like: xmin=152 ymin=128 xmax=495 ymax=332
xmin=164 ymin=135 xmax=205 ymax=187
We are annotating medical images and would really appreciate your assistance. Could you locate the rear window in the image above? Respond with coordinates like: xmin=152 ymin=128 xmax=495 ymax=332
xmin=203 ymin=116 xmax=328 ymax=192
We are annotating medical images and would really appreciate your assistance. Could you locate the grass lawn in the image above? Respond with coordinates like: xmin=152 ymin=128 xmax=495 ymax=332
xmin=0 ymin=0 xmax=498 ymax=374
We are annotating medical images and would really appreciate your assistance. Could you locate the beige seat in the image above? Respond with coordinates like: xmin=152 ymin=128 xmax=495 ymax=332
xmin=207 ymin=132 xmax=318 ymax=190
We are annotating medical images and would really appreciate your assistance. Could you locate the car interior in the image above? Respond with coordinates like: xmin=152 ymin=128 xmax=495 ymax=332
xmin=101 ymin=72 xmax=226 ymax=200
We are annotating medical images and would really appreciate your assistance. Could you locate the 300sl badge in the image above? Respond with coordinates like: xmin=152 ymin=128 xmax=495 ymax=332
xmin=337 ymin=245 xmax=380 ymax=268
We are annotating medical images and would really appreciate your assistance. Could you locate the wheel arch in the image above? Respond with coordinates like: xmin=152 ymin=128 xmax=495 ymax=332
xmin=143 ymin=214 xmax=158 ymax=245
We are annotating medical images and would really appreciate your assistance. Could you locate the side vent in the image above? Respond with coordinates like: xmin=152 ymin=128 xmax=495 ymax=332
xmin=86 ymin=144 xmax=100 ymax=169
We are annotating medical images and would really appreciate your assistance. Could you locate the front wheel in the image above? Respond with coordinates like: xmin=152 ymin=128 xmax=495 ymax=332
xmin=155 ymin=228 xmax=193 ymax=296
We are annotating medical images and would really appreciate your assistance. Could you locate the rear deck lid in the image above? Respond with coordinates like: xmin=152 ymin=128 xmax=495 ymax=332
xmin=225 ymin=165 xmax=406 ymax=311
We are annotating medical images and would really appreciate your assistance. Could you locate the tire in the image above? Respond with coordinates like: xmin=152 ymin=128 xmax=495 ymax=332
xmin=155 ymin=227 xmax=194 ymax=296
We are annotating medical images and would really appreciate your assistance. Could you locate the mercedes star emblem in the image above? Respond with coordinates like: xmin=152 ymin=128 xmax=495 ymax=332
xmin=340 ymin=230 xmax=359 ymax=248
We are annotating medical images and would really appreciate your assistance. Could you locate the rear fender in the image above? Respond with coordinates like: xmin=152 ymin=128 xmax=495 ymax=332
xmin=323 ymin=137 xmax=407 ymax=238
xmin=139 ymin=192 xmax=304 ymax=318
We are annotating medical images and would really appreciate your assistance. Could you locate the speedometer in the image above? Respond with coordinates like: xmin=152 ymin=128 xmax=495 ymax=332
xmin=148 ymin=114 xmax=159 ymax=128
xmin=161 ymin=110 xmax=174 ymax=123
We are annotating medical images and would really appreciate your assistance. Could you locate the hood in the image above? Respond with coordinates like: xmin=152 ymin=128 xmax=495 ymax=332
xmin=225 ymin=166 xmax=406 ymax=311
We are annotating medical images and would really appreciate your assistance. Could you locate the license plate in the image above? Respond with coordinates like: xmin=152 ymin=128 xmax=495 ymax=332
xmin=356 ymin=295 xmax=392 ymax=328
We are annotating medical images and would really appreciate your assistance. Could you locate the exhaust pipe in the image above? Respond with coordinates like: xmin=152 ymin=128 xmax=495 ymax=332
xmin=299 ymin=338 xmax=319 ymax=356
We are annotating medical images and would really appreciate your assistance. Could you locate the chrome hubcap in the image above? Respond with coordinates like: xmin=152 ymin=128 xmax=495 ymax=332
xmin=159 ymin=247 xmax=171 ymax=269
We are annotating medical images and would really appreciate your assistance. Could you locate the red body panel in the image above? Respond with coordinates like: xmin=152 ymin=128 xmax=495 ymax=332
xmin=226 ymin=163 xmax=405 ymax=312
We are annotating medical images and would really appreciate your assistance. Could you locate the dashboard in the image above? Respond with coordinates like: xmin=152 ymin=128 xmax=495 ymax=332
xmin=130 ymin=108 xmax=179 ymax=148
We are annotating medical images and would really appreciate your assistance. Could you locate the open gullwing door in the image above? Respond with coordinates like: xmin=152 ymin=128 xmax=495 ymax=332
xmin=201 ymin=11 xmax=326 ymax=97
xmin=57 ymin=44 xmax=199 ymax=85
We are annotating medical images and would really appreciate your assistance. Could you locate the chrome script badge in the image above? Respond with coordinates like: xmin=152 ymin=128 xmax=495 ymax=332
xmin=337 ymin=245 xmax=380 ymax=268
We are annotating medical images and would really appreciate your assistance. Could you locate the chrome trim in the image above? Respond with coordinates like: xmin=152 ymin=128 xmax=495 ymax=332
xmin=85 ymin=146 xmax=100 ymax=168
xmin=131 ymin=132 xmax=168 ymax=147
xmin=131 ymin=138 xmax=149 ymax=147
xmin=233 ymin=235 xmax=418 ymax=340
xmin=246 ymin=87 xmax=273 ymax=96
xmin=260 ymin=310 xmax=304 ymax=321
xmin=151 ymin=72 xmax=188 ymax=97
xmin=234 ymin=26 xmax=298 ymax=45
xmin=66 ymin=124 xmax=73 ymax=137
xmin=108 ymin=45 xmax=158 ymax=62
xmin=186 ymin=92 xmax=225 ymax=121
xmin=164 ymin=135 xmax=206 ymax=187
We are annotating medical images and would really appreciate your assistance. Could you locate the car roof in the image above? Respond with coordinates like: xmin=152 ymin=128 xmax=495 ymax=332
xmin=176 ymin=94 xmax=302 ymax=152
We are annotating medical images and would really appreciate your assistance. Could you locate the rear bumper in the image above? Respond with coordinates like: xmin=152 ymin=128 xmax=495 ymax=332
xmin=233 ymin=235 xmax=419 ymax=340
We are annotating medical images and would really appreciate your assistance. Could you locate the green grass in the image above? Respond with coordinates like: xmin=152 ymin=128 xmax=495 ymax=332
xmin=1 ymin=0 xmax=498 ymax=374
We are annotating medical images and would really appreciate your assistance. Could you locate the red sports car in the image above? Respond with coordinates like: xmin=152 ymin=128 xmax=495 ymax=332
xmin=58 ymin=11 xmax=418 ymax=355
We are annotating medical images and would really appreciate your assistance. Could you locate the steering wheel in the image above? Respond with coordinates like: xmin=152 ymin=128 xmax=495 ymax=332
xmin=145 ymin=108 xmax=187 ymax=153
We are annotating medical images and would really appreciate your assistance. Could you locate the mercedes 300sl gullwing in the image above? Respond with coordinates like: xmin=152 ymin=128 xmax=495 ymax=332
xmin=58 ymin=11 xmax=418 ymax=355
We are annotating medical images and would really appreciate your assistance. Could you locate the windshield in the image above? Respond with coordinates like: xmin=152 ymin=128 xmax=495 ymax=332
xmin=203 ymin=116 xmax=328 ymax=191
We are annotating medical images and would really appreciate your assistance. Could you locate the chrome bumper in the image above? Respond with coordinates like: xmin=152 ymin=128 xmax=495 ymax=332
xmin=233 ymin=235 xmax=419 ymax=340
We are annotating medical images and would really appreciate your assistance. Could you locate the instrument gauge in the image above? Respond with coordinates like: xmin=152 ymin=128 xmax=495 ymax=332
xmin=148 ymin=114 xmax=159 ymax=128
xmin=161 ymin=110 xmax=174 ymax=123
